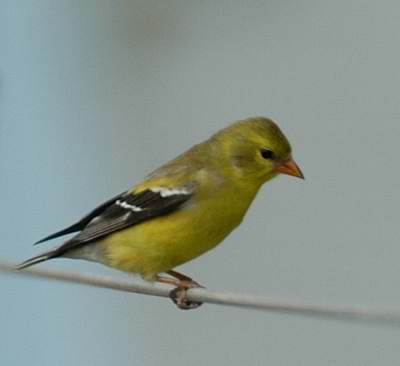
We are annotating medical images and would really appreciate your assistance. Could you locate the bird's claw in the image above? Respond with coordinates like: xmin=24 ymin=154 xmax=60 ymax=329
xmin=169 ymin=281 xmax=204 ymax=310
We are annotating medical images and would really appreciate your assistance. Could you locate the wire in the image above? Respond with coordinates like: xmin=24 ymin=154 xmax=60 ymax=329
xmin=1 ymin=259 xmax=400 ymax=327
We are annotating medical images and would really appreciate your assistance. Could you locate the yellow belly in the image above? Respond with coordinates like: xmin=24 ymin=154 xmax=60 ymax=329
xmin=101 ymin=187 xmax=256 ymax=280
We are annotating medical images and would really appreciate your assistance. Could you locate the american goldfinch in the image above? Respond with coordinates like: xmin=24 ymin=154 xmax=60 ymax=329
xmin=19 ymin=117 xmax=303 ymax=309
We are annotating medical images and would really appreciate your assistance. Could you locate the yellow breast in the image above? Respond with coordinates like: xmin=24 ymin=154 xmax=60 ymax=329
xmin=101 ymin=177 xmax=260 ymax=280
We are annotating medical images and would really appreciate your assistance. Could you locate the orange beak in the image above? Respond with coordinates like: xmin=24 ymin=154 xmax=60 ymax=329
xmin=275 ymin=158 xmax=304 ymax=179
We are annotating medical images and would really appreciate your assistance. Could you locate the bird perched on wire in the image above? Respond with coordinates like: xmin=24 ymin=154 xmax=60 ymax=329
xmin=18 ymin=116 xmax=304 ymax=309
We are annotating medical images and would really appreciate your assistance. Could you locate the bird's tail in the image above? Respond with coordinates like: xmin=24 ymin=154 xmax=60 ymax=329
xmin=16 ymin=249 xmax=58 ymax=270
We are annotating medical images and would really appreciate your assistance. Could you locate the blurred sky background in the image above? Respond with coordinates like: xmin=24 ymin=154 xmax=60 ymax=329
xmin=2 ymin=1 xmax=400 ymax=365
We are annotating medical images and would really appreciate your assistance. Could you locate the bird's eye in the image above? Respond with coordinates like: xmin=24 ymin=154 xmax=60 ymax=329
xmin=260 ymin=148 xmax=275 ymax=160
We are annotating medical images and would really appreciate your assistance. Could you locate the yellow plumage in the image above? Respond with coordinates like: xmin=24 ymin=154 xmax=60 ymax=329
xmin=104 ymin=168 xmax=260 ymax=280
xmin=19 ymin=117 xmax=303 ymax=307
xmin=101 ymin=116 xmax=301 ymax=280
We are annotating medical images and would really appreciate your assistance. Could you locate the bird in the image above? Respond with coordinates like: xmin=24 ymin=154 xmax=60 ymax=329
xmin=18 ymin=116 xmax=303 ymax=309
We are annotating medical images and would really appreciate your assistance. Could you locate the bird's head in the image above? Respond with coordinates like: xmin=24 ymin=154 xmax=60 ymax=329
xmin=211 ymin=117 xmax=304 ymax=183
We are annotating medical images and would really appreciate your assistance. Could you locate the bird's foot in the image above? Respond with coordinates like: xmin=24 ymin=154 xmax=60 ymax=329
xmin=156 ymin=273 xmax=205 ymax=310
xmin=169 ymin=280 xmax=204 ymax=310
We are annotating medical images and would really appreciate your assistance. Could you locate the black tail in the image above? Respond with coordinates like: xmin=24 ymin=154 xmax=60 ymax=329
xmin=16 ymin=250 xmax=58 ymax=270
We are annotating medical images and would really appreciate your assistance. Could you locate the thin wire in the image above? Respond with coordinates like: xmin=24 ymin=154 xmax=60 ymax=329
xmin=1 ymin=259 xmax=400 ymax=327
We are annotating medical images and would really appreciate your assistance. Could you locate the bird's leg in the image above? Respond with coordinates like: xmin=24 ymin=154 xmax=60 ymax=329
xmin=156 ymin=272 xmax=204 ymax=310
xmin=166 ymin=270 xmax=205 ymax=309
xmin=167 ymin=269 xmax=204 ymax=287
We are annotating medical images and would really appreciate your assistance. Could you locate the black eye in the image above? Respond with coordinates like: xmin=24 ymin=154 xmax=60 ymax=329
xmin=260 ymin=148 xmax=275 ymax=160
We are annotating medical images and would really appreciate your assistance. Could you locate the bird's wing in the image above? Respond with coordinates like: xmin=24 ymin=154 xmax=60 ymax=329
xmin=34 ymin=192 xmax=127 ymax=244
xmin=47 ymin=185 xmax=194 ymax=256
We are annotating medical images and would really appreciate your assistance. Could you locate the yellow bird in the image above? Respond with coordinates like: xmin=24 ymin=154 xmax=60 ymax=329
xmin=19 ymin=117 xmax=303 ymax=309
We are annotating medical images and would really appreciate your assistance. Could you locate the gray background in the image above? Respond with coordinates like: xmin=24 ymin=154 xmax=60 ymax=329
xmin=2 ymin=1 xmax=400 ymax=365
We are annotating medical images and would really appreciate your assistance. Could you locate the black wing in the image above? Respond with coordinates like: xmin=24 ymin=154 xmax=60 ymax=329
xmin=34 ymin=191 xmax=127 ymax=244
xmin=49 ymin=188 xmax=191 ymax=253
xmin=18 ymin=187 xmax=193 ymax=269
xmin=68 ymin=189 xmax=190 ymax=244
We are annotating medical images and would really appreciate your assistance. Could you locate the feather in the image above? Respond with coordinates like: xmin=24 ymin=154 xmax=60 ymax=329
xmin=19 ymin=187 xmax=193 ymax=268
xmin=34 ymin=192 xmax=127 ymax=244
